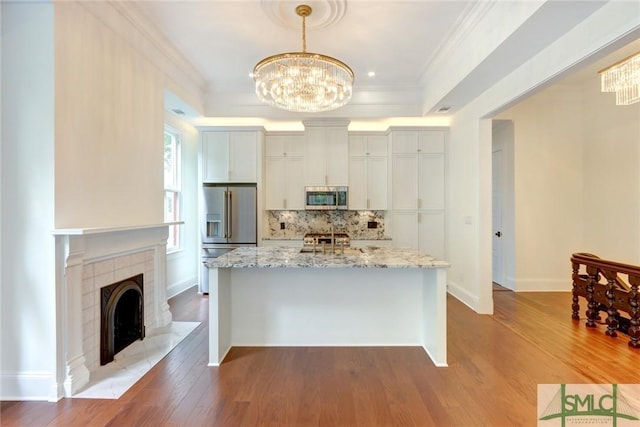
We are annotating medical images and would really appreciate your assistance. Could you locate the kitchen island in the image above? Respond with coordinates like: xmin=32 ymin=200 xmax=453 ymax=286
xmin=205 ymin=246 xmax=450 ymax=367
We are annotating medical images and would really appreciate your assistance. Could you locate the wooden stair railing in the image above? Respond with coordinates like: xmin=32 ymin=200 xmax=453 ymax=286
xmin=571 ymin=252 xmax=640 ymax=348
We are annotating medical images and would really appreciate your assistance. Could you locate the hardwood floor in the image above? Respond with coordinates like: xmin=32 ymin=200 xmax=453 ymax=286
xmin=2 ymin=287 xmax=638 ymax=426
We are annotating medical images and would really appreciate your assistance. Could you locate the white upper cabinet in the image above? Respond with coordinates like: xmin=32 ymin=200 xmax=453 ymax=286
xmin=303 ymin=121 xmax=349 ymax=186
xmin=349 ymin=134 xmax=388 ymax=210
xmin=201 ymin=130 xmax=259 ymax=183
xmin=392 ymin=130 xmax=445 ymax=210
xmin=264 ymin=134 xmax=305 ymax=210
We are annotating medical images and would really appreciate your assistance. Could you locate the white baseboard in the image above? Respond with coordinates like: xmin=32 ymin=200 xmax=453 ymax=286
xmin=167 ymin=276 xmax=197 ymax=299
xmin=447 ymin=281 xmax=479 ymax=311
xmin=0 ymin=371 xmax=59 ymax=402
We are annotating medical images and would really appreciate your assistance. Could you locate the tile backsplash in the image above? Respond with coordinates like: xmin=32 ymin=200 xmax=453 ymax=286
xmin=266 ymin=210 xmax=388 ymax=239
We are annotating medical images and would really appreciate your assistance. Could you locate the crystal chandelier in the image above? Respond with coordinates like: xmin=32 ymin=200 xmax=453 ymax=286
xmin=252 ymin=4 xmax=354 ymax=113
xmin=598 ymin=51 xmax=640 ymax=106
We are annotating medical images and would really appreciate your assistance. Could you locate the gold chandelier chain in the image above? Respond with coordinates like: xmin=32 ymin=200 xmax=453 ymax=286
xmin=301 ymin=13 xmax=307 ymax=53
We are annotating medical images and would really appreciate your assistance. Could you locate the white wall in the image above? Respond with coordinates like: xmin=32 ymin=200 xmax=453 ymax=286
xmin=1 ymin=2 xmax=57 ymax=400
xmin=581 ymin=73 xmax=640 ymax=264
xmin=165 ymin=111 xmax=199 ymax=298
xmin=446 ymin=1 xmax=639 ymax=312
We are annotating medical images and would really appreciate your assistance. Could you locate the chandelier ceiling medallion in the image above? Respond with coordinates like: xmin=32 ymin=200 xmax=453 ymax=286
xmin=252 ymin=4 xmax=354 ymax=113
xmin=598 ymin=51 xmax=640 ymax=106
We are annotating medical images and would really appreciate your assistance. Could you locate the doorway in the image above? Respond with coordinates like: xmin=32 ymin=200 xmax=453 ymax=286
xmin=491 ymin=120 xmax=515 ymax=290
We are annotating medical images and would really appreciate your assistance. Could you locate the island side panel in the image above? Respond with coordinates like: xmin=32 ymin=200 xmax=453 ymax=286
xmin=229 ymin=268 xmax=424 ymax=346
xmin=208 ymin=267 xmax=232 ymax=366
xmin=421 ymin=267 xmax=448 ymax=367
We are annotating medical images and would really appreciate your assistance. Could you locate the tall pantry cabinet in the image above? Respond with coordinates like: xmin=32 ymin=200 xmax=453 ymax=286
xmin=391 ymin=129 xmax=447 ymax=259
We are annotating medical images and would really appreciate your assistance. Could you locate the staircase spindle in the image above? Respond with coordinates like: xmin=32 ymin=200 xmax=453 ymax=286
xmin=604 ymin=270 xmax=619 ymax=337
xmin=629 ymin=276 xmax=639 ymax=348
xmin=571 ymin=261 xmax=581 ymax=320
xmin=585 ymin=265 xmax=599 ymax=328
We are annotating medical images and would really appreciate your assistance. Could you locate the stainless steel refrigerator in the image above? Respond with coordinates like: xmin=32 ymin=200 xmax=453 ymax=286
xmin=200 ymin=184 xmax=257 ymax=293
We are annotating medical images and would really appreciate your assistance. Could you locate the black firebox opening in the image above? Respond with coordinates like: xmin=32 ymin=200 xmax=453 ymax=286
xmin=100 ymin=274 xmax=145 ymax=365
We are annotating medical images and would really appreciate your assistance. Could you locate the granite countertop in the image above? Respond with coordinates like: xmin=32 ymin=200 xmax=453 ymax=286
xmin=205 ymin=246 xmax=449 ymax=269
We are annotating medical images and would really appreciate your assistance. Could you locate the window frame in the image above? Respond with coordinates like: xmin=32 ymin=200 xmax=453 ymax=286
xmin=164 ymin=126 xmax=182 ymax=254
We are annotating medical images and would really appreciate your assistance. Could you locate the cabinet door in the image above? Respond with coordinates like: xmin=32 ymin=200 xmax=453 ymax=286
xmin=392 ymin=131 xmax=418 ymax=154
xmin=392 ymin=211 xmax=418 ymax=249
xmin=202 ymin=132 xmax=230 ymax=183
xmin=367 ymin=135 xmax=388 ymax=156
xmin=367 ymin=156 xmax=388 ymax=210
xmin=349 ymin=135 xmax=368 ymax=156
xmin=284 ymin=135 xmax=305 ymax=157
xmin=348 ymin=156 xmax=367 ymax=210
xmin=418 ymin=210 xmax=445 ymax=259
xmin=285 ymin=156 xmax=305 ymax=210
xmin=392 ymin=153 xmax=418 ymax=209
xmin=265 ymin=135 xmax=285 ymax=157
xmin=304 ymin=127 xmax=327 ymax=185
xmin=326 ymin=127 xmax=348 ymax=185
xmin=265 ymin=156 xmax=285 ymax=210
xmin=229 ymin=132 xmax=257 ymax=182
xmin=418 ymin=154 xmax=445 ymax=210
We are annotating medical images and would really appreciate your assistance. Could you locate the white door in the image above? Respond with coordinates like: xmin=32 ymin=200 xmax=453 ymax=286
xmin=492 ymin=148 xmax=505 ymax=286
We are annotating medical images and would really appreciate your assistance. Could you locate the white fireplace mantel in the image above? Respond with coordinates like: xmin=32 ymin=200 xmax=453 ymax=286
xmin=53 ymin=223 xmax=175 ymax=400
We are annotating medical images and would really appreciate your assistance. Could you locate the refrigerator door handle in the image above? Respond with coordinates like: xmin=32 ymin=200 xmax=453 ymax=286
xmin=223 ymin=190 xmax=228 ymax=238
xmin=227 ymin=190 xmax=233 ymax=238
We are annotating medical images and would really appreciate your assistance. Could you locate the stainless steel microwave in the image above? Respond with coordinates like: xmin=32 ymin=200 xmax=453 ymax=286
xmin=305 ymin=186 xmax=348 ymax=210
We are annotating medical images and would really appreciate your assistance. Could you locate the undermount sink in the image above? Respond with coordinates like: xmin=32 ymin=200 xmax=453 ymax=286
xmin=299 ymin=247 xmax=363 ymax=255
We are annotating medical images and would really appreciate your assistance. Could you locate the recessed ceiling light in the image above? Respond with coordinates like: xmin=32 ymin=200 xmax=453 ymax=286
xmin=367 ymin=71 xmax=376 ymax=77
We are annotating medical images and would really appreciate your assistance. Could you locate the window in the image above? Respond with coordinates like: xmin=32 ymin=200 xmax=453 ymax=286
xmin=164 ymin=127 xmax=182 ymax=252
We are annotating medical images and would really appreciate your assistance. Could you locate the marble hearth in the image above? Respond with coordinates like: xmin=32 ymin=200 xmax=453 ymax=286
xmin=53 ymin=224 xmax=173 ymax=399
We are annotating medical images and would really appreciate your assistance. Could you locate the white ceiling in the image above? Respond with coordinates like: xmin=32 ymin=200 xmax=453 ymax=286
xmin=125 ymin=0 xmax=634 ymax=121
